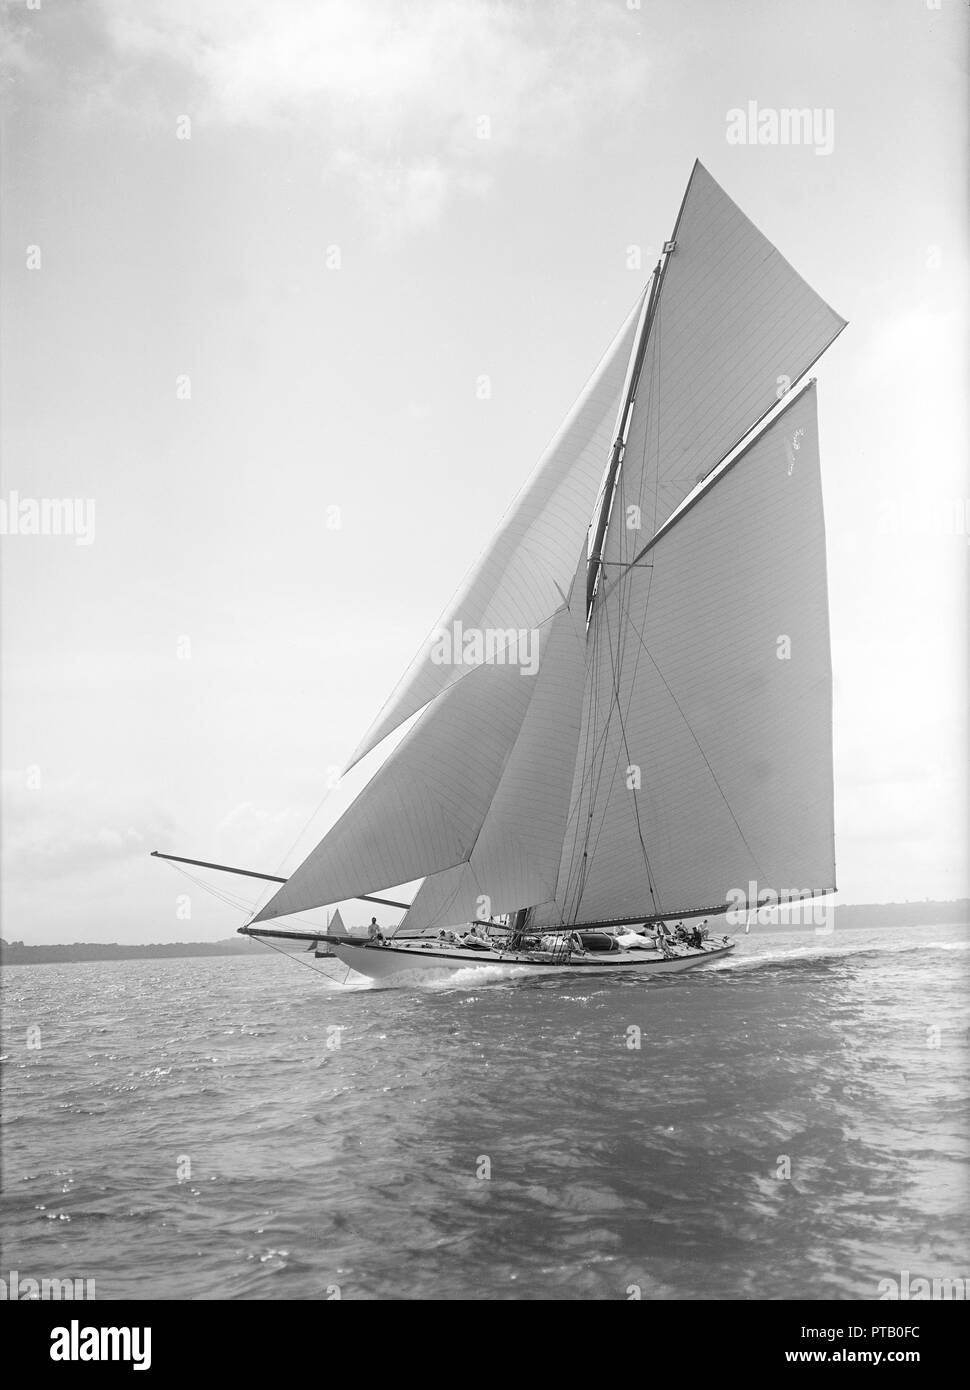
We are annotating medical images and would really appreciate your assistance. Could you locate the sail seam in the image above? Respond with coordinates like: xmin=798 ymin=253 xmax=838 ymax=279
xmin=609 ymin=334 xmax=843 ymax=591
xmin=623 ymin=604 xmax=767 ymax=881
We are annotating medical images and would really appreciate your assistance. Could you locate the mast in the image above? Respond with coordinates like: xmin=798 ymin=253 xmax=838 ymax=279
xmin=509 ymin=906 xmax=530 ymax=948
xmin=585 ymin=163 xmax=703 ymax=619
xmin=585 ymin=258 xmax=684 ymax=618
xmin=585 ymin=274 xmax=654 ymax=618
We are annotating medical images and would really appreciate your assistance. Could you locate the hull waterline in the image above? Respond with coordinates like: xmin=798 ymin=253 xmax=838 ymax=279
xmin=330 ymin=938 xmax=736 ymax=981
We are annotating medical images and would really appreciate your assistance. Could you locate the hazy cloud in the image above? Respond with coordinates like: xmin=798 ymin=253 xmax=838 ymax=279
xmin=10 ymin=0 xmax=649 ymax=231
xmin=1 ymin=771 xmax=175 ymax=881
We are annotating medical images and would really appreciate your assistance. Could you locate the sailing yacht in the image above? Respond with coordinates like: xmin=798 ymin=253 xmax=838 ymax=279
xmin=154 ymin=160 xmax=845 ymax=981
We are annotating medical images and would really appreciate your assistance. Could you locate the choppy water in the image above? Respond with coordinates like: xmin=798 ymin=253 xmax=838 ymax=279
xmin=2 ymin=922 xmax=968 ymax=1300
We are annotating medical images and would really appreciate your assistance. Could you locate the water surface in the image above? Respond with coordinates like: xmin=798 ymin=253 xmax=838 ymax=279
xmin=2 ymin=922 xmax=967 ymax=1299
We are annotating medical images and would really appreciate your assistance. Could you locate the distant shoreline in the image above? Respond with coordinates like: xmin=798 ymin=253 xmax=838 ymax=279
xmin=0 ymin=937 xmax=271 ymax=965
xmin=1 ymin=900 xmax=967 ymax=966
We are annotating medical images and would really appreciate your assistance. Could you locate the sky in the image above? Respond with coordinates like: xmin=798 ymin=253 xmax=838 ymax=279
xmin=1 ymin=0 xmax=967 ymax=943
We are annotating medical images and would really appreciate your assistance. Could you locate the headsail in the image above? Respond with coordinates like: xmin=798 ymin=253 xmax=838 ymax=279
xmin=393 ymin=544 xmax=591 ymax=935
xmin=535 ymin=382 xmax=835 ymax=927
xmin=344 ymin=291 xmax=645 ymax=773
xmin=252 ymin=617 xmax=561 ymax=923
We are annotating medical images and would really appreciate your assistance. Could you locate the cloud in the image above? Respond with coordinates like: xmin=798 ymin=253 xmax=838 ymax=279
xmin=23 ymin=0 xmax=649 ymax=231
xmin=1 ymin=770 xmax=175 ymax=881
xmin=331 ymin=150 xmax=456 ymax=233
xmin=95 ymin=0 xmax=642 ymax=127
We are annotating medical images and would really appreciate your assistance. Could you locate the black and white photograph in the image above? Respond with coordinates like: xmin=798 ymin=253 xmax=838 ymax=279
xmin=1 ymin=0 xmax=967 ymax=1346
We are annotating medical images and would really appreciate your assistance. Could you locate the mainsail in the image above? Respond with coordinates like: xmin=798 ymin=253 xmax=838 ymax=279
xmin=251 ymin=160 xmax=844 ymax=932
xmin=535 ymin=383 xmax=834 ymax=928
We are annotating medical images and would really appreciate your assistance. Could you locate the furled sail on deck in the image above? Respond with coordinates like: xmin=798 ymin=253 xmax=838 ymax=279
xmin=601 ymin=161 xmax=845 ymax=570
xmin=343 ymin=291 xmax=645 ymax=773
xmin=394 ymin=545 xmax=591 ymax=935
xmin=533 ymin=383 xmax=835 ymax=928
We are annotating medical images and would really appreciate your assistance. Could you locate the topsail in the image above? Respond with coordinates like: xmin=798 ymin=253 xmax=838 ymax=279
xmin=601 ymin=161 xmax=845 ymax=566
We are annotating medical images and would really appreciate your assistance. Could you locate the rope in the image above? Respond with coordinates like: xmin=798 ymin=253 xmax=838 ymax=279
xmin=564 ymin=326 xmax=664 ymax=923
xmin=623 ymin=612 xmax=766 ymax=880
xmin=160 ymin=861 xmax=354 ymax=985
xmin=250 ymin=931 xmax=354 ymax=986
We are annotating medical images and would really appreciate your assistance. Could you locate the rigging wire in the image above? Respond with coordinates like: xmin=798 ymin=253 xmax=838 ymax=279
xmin=270 ymin=283 xmax=651 ymax=936
xmin=564 ymin=304 xmax=665 ymax=923
xmin=622 ymin=611 xmax=767 ymax=882
xmin=596 ymin=306 xmax=665 ymax=910
xmin=249 ymin=931 xmax=354 ymax=987
xmin=159 ymin=860 xmax=355 ymax=985
xmin=165 ymin=862 xmax=262 ymax=914
xmin=599 ymin=587 xmax=661 ymax=912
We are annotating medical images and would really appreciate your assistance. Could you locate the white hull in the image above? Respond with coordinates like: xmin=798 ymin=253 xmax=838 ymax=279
xmin=330 ymin=938 xmax=735 ymax=982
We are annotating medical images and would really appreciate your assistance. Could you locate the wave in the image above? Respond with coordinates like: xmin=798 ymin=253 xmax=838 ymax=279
xmin=418 ymin=962 xmax=541 ymax=989
xmin=712 ymin=934 xmax=969 ymax=976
